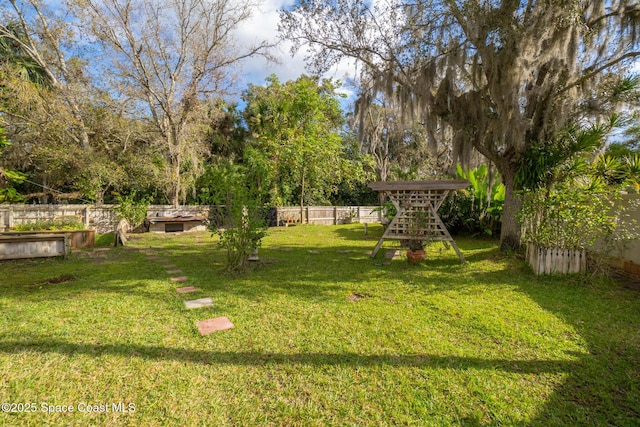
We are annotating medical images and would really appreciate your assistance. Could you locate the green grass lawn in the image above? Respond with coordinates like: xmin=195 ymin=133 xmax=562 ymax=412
xmin=1 ymin=224 xmax=639 ymax=426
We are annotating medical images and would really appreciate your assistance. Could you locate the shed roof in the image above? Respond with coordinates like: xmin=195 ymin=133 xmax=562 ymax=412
xmin=148 ymin=215 xmax=207 ymax=224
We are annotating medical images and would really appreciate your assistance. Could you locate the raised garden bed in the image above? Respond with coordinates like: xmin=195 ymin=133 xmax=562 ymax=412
xmin=1 ymin=229 xmax=95 ymax=249
xmin=0 ymin=233 xmax=71 ymax=260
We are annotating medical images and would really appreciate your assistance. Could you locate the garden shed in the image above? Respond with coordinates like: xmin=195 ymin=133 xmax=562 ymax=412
xmin=147 ymin=215 xmax=208 ymax=233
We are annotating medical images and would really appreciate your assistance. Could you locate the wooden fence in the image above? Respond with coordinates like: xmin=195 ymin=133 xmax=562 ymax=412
xmin=0 ymin=204 xmax=383 ymax=234
xmin=275 ymin=206 xmax=382 ymax=226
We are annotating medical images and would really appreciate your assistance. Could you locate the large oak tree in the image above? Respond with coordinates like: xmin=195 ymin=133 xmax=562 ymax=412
xmin=280 ymin=0 xmax=640 ymax=249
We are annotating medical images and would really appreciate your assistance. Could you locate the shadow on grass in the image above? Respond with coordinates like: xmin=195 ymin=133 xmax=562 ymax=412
xmin=514 ymin=278 xmax=640 ymax=426
xmin=0 ymin=336 xmax=576 ymax=375
xmin=2 ymin=227 xmax=639 ymax=425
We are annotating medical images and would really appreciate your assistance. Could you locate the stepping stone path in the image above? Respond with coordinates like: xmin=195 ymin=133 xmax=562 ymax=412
xmin=308 ymin=250 xmax=320 ymax=254
xmin=176 ymin=286 xmax=199 ymax=293
xmin=196 ymin=317 xmax=234 ymax=335
xmin=184 ymin=297 xmax=214 ymax=309
xmin=146 ymin=247 xmax=234 ymax=335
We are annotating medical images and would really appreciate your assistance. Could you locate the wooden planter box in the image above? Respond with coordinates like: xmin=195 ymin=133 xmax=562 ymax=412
xmin=1 ymin=230 xmax=95 ymax=249
xmin=0 ymin=233 xmax=71 ymax=260
xmin=526 ymin=243 xmax=587 ymax=275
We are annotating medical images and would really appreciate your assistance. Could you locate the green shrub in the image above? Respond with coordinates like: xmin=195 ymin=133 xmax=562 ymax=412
xmin=200 ymin=160 xmax=268 ymax=273
xmin=112 ymin=190 xmax=151 ymax=228
xmin=517 ymin=123 xmax=639 ymax=250
xmin=12 ymin=218 xmax=85 ymax=231
xmin=440 ymin=164 xmax=505 ymax=236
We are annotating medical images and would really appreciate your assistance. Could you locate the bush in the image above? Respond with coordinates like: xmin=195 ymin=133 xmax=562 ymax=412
xmin=112 ymin=190 xmax=151 ymax=228
xmin=517 ymin=123 xmax=639 ymax=251
xmin=439 ymin=164 xmax=505 ymax=236
xmin=12 ymin=218 xmax=85 ymax=231
xmin=200 ymin=161 xmax=268 ymax=273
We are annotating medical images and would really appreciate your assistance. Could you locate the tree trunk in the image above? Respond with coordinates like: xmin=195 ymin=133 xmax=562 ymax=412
xmin=300 ymin=167 xmax=305 ymax=224
xmin=168 ymin=125 xmax=181 ymax=208
xmin=500 ymin=166 xmax=522 ymax=251
xmin=171 ymin=156 xmax=180 ymax=208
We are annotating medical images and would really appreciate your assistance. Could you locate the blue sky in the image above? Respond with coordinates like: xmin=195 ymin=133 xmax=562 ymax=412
xmin=232 ymin=0 xmax=359 ymax=100
xmin=234 ymin=0 xmax=640 ymax=102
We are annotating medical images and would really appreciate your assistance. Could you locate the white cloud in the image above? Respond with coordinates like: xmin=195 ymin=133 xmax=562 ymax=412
xmin=233 ymin=0 xmax=358 ymax=100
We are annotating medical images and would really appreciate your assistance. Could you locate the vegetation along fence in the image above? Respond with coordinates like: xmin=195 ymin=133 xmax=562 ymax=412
xmin=1 ymin=199 xmax=636 ymax=267
xmin=0 ymin=205 xmax=383 ymax=235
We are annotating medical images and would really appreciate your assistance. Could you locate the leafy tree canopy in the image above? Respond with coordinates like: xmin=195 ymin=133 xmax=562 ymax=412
xmin=280 ymin=0 xmax=640 ymax=249
xmin=242 ymin=74 xmax=348 ymax=206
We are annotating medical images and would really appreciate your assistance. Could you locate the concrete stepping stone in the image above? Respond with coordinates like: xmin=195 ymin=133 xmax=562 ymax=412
xmin=176 ymin=286 xmax=199 ymax=293
xmin=147 ymin=256 xmax=159 ymax=260
xmin=163 ymin=264 xmax=177 ymax=269
xmin=166 ymin=269 xmax=183 ymax=274
xmin=170 ymin=276 xmax=188 ymax=282
xmin=155 ymin=259 xmax=169 ymax=263
xmin=93 ymin=248 xmax=110 ymax=253
xmin=280 ymin=247 xmax=292 ymax=252
xmin=308 ymin=250 xmax=320 ymax=254
xmin=197 ymin=317 xmax=234 ymax=335
xmin=184 ymin=297 xmax=214 ymax=309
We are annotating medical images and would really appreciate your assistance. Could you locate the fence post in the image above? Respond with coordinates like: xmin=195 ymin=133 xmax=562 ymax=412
xmin=83 ymin=207 xmax=90 ymax=229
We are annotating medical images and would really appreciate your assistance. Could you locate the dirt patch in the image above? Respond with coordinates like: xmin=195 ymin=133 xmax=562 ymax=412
xmin=25 ymin=275 xmax=76 ymax=287
xmin=347 ymin=292 xmax=371 ymax=302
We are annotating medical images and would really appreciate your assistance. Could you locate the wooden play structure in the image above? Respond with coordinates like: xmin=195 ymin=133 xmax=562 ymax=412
xmin=368 ymin=180 xmax=469 ymax=262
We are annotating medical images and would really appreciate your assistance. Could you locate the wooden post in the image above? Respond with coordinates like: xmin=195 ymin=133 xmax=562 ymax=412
xmin=63 ymin=233 xmax=71 ymax=258
xmin=83 ymin=207 xmax=90 ymax=229
xmin=114 ymin=218 xmax=130 ymax=246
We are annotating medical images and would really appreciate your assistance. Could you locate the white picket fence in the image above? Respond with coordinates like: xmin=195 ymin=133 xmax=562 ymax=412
xmin=526 ymin=243 xmax=587 ymax=275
